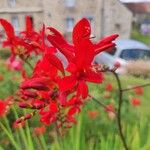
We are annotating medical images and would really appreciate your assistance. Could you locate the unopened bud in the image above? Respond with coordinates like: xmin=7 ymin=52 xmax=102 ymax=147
xmin=19 ymin=103 xmax=28 ymax=108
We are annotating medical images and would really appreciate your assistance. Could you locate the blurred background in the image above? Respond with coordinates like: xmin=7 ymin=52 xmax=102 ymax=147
xmin=0 ymin=0 xmax=150 ymax=77
xmin=0 ymin=0 xmax=150 ymax=40
xmin=0 ymin=0 xmax=150 ymax=150
xmin=0 ymin=0 xmax=150 ymax=39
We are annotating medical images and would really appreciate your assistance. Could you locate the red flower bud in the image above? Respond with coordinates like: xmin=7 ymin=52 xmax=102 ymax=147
xmin=114 ymin=61 xmax=121 ymax=68
xmin=25 ymin=113 xmax=32 ymax=119
xmin=16 ymin=118 xmax=22 ymax=124
xmin=19 ymin=103 xmax=28 ymax=108
xmin=23 ymin=90 xmax=38 ymax=98
xmin=131 ymin=98 xmax=141 ymax=106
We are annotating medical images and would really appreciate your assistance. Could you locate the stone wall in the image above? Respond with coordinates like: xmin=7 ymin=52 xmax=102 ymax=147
xmin=0 ymin=0 xmax=133 ymax=40
xmin=102 ymin=0 xmax=133 ymax=38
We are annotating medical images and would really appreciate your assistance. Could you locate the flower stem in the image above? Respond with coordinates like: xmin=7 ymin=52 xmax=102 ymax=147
xmin=111 ymin=71 xmax=129 ymax=150
xmin=24 ymin=59 xmax=34 ymax=70
xmin=122 ymin=83 xmax=150 ymax=92
xmin=20 ymin=57 xmax=33 ymax=70
xmin=88 ymin=94 xmax=116 ymax=114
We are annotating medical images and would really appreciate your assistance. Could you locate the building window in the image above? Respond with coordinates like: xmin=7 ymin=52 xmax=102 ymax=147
xmin=65 ymin=0 xmax=75 ymax=7
xmin=8 ymin=0 xmax=16 ymax=7
xmin=66 ymin=18 xmax=74 ymax=32
xmin=11 ymin=16 xmax=19 ymax=31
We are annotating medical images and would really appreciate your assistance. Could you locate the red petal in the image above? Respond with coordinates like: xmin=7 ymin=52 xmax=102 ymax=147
xmin=94 ymin=34 xmax=118 ymax=55
xmin=58 ymin=76 xmax=76 ymax=92
xmin=75 ymin=40 xmax=95 ymax=69
xmin=59 ymin=92 xmax=67 ymax=106
xmin=68 ymin=107 xmax=79 ymax=116
xmin=98 ymin=34 xmax=118 ymax=45
xmin=0 ymin=19 xmax=15 ymax=39
xmin=49 ymin=102 xmax=58 ymax=113
xmin=47 ymin=27 xmax=74 ymax=61
xmin=66 ymin=63 xmax=77 ymax=74
xmin=33 ymin=55 xmax=58 ymax=78
xmin=46 ymin=53 xmax=65 ymax=75
xmin=25 ymin=16 xmax=33 ymax=33
xmin=85 ymin=70 xmax=104 ymax=83
xmin=73 ymin=18 xmax=91 ymax=44
xmin=21 ymin=77 xmax=49 ymax=91
xmin=0 ymin=100 xmax=7 ymax=117
xmin=95 ymin=43 xmax=116 ymax=55
xmin=67 ymin=97 xmax=76 ymax=106
xmin=77 ymin=81 xmax=88 ymax=99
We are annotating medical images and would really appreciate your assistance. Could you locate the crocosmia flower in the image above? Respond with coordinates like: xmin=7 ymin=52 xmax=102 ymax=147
xmin=14 ymin=18 xmax=118 ymax=133
xmin=34 ymin=126 xmax=46 ymax=135
xmin=131 ymin=98 xmax=141 ymax=106
xmin=105 ymin=83 xmax=113 ymax=91
xmin=134 ymin=87 xmax=144 ymax=96
xmin=48 ymin=18 xmax=118 ymax=99
xmin=87 ymin=110 xmax=99 ymax=119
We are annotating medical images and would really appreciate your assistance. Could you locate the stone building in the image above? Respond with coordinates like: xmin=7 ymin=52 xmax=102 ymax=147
xmin=0 ymin=0 xmax=133 ymax=40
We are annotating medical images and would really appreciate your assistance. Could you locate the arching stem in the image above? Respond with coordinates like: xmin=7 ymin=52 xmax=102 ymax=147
xmin=110 ymin=71 xmax=129 ymax=150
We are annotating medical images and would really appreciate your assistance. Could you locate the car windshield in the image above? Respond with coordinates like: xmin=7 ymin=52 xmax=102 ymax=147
xmin=120 ymin=49 xmax=150 ymax=60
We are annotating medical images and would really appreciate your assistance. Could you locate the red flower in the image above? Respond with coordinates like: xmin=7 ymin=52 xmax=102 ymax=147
xmin=34 ymin=126 xmax=46 ymax=135
xmin=134 ymin=87 xmax=144 ymax=96
xmin=49 ymin=18 xmax=118 ymax=98
xmin=21 ymin=77 xmax=50 ymax=91
xmin=0 ymin=100 xmax=7 ymax=117
xmin=105 ymin=104 xmax=116 ymax=120
xmin=87 ymin=110 xmax=99 ymax=119
xmin=105 ymin=104 xmax=115 ymax=113
xmin=0 ymin=18 xmax=40 ymax=58
xmin=40 ymin=102 xmax=58 ymax=125
xmin=21 ymin=16 xmax=39 ymax=40
xmin=114 ymin=61 xmax=121 ymax=68
xmin=131 ymin=98 xmax=141 ymax=106
xmin=13 ymin=121 xmax=25 ymax=129
xmin=6 ymin=57 xmax=23 ymax=71
xmin=105 ymin=83 xmax=113 ymax=91
xmin=12 ymin=17 xmax=119 ymax=131
xmin=0 ymin=74 xmax=4 ymax=81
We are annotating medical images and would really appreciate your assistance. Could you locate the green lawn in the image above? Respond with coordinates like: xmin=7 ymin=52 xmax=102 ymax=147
xmin=131 ymin=25 xmax=150 ymax=45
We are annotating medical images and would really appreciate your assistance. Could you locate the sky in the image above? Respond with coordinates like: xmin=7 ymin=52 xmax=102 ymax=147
xmin=120 ymin=0 xmax=150 ymax=3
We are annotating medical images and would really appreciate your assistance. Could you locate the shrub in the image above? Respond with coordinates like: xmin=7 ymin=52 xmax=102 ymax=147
xmin=126 ymin=60 xmax=150 ymax=78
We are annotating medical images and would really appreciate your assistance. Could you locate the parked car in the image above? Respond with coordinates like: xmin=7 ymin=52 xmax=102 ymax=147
xmin=94 ymin=39 xmax=150 ymax=74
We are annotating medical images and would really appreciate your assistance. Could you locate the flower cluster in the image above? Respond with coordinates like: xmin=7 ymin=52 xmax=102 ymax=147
xmin=0 ymin=16 xmax=43 ymax=71
xmin=0 ymin=17 xmax=118 ymax=132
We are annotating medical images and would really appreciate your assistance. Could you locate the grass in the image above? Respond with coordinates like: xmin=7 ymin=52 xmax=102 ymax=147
xmin=131 ymin=24 xmax=150 ymax=45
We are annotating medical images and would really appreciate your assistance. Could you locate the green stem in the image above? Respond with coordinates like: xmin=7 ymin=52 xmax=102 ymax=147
xmin=89 ymin=94 xmax=116 ymax=115
xmin=111 ymin=71 xmax=129 ymax=150
xmin=20 ymin=57 xmax=33 ymax=70
xmin=12 ymin=106 xmax=28 ymax=150
xmin=122 ymin=83 xmax=150 ymax=92
xmin=39 ymin=135 xmax=47 ymax=150
xmin=0 ymin=122 xmax=20 ymax=150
